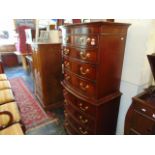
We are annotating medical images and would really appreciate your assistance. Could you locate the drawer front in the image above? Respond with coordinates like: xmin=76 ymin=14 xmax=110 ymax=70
xmin=65 ymin=102 xmax=95 ymax=130
xmin=134 ymin=102 xmax=155 ymax=120
xmin=63 ymin=35 xmax=98 ymax=48
xmin=62 ymin=46 xmax=97 ymax=63
xmin=62 ymin=26 xmax=99 ymax=35
xmin=64 ymin=58 xmax=96 ymax=81
xmin=64 ymin=70 xmax=96 ymax=97
xmin=131 ymin=110 xmax=155 ymax=134
xmin=64 ymin=120 xmax=79 ymax=135
xmin=63 ymin=89 xmax=96 ymax=116
xmin=65 ymin=113 xmax=94 ymax=135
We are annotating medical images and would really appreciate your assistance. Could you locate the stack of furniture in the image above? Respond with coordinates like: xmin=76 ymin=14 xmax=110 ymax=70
xmin=32 ymin=43 xmax=63 ymax=110
xmin=61 ymin=21 xmax=130 ymax=134
xmin=0 ymin=73 xmax=24 ymax=135
xmin=125 ymin=54 xmax=155 ymax=135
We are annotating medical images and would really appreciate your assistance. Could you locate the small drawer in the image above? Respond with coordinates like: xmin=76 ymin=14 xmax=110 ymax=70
xmin=73 ymin=35 xmax=98 ymax=47
xmin=131 ymin=110 xmax=155 ymax=134
xmin=134 ymin=102 xmax=155 ymax=119
xmin=63 ymin=89 xmax=97 ymax=116
xmin=66 ymin=113 xmax=94 ymax=135
xmin=62 ymin=26 xmax=99 ymax=35
xmin=62 ymin=46 xmax=97 ymax=63
xmin=63 ymin=58 xmax=96 ymax=81
xmin=65 ymin=103 xmax=95 ymax=130
xmin=62 ymin=35 xmax=98 ymax=48
xmin=64 ymin=70 xmax=96 ymax=97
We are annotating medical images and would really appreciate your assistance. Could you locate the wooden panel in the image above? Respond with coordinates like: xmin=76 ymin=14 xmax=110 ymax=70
xmin=97 ymin=34 xmax=127 ymax=98
xmin=32 ymin=44 xmax=63 ymax=110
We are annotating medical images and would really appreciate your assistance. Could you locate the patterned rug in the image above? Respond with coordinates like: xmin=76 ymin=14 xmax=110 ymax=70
xmin=9 ymin=77 xmax=59 ymax=132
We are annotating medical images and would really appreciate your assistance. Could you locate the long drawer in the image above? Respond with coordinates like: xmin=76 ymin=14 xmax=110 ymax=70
xmin=62 ymin=46 xmax=97 ymax=63
xmin=65 ymin=112 xmax=95 ymax=135
xmin=63 ymin=58 xmax=96 ymax=81
xmin=64 ymin=70 xmax=96 ymax=97
xmin=63 ymin=89 xmax=97 ymax=116
xmin=133 ymin=101 xmax=155 ymax=120
xmin=65 ymin=99 xmax=96 ymax=130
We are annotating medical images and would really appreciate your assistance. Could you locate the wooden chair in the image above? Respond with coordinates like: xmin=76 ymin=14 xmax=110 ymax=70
xmin=0 ymin=80 xmax=11 ymax=90
xmin=0 ymin=123 xmax=24 ymax=135
xmin=0 ymin=102 xmax=21 ymax=129
xmin=0 ymin=89 xmax=15 ymax=105
xmin=0 ymin=74 xmax=7 ymax=81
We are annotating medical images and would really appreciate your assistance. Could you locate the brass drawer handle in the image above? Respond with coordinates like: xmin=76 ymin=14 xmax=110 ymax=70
xmin=80 ymin=52 xmax=90 ymax=60
xmin=79 ymin=103 xmax=89 ymax=111
xmin=79 ymin=115 xmax=88 ymax=124
xmin=65 ymin=74 xmax=70 ymax=81
xmin=64 ymin=99 xmax=69 ymax=105
xmin=86 ymin=38 xmax=91 ymax=43
xmin=64 ymin=110 xmax=68 ymax=117
xmin=80 ymin=37 xmax=91 ymax=44
xmin=78 ymin=127 xmax=88 ymax=135
xmin=64 ymin=61 xmax=70 ymax=68
xmin=141 ymin=108 xmax=146 ymax=112
xmin=64 ymin=48 xmax=70 ymax=55
xmin=80 ymin=37 xmax=85 ymax=44
xmin=80 ymin=67 xmax=90 ymax=75
xmin=152 ymin=113 xmax=155 ymax=118
xmin=79 ymin=82 xmax=89 ymax=91
xmin=91 ymin=38 xmax=96 ymax=45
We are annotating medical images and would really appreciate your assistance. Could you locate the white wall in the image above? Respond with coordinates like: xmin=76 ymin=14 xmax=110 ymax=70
xmin=115 ymin=19 xmax=155 ymax=134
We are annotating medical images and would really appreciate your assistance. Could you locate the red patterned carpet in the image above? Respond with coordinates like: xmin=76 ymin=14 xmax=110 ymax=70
xmin=9 ymin=77 xmax=58 ymax=131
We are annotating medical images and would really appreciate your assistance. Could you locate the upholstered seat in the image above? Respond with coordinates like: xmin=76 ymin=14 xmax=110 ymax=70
xmin=0 ymin=74 xmax=7 ymax=81
xmin=0 ymin=89 xmax=15 ymax=105
xmin=0 ymin=123 xmax=24 ymax=135
xmin=0 ymin=80 xmax=11 ymax=90
xmin=0 ymin=102 xmax=21 ymax=128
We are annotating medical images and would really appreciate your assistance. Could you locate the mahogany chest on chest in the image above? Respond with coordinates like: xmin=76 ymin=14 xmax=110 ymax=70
xmin=32 ymin=43 xmax=63 ymax=110
xmin=61 ymin=22 xmax=130 ymax=134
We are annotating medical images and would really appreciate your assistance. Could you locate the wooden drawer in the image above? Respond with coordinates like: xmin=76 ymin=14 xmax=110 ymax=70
xmin=134 ymin=101 xmax=155 ymax=120
xmin=62 ymin=46 xmax=97 ymax=63
xmin=65 ymin=113 xmax=94 ymax=135
xmin=64 ymin=120 xmax=79 ymax=135
xmin=63 ymin=89 xmax=97 ymax=116
xmin=64 ymin=70 xmax=96 ymax=97
xmin=63 ymin=58 xmax=96 ymax=81
xmin=62 ymin=26 xmax=99 ymax=35
xmin=65 ymin=102 xmax=95 ymax=130
xmin=131 ymin=110 xmax=155 ymax=134
xmin=62 ymin=35 xmax=98 ymax=48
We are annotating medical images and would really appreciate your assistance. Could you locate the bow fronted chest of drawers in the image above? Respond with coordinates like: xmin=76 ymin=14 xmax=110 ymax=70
xmin=61 ymin=22 xmax=130 ymax=134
